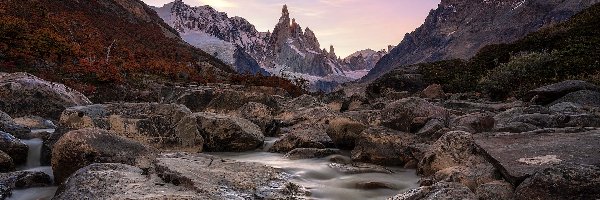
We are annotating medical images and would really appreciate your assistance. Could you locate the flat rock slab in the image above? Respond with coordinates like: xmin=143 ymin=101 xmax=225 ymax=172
xmin=474 ymin=130 xmax=600 ymax=186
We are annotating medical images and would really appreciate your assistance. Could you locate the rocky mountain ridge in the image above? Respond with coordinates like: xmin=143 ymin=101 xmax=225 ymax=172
xmin=362 ymin=0 xmax=600 ymax=82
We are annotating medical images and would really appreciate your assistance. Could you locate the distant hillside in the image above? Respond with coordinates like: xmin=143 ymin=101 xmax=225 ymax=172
xmin=373 ymin=2 xmax=600 ymax=100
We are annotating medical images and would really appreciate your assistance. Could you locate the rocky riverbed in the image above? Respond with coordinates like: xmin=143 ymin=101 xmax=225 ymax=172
xmin=0 ymin=72 xmax=599 ymax=199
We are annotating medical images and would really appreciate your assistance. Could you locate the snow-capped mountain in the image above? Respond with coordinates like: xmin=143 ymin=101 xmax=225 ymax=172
xmin=153 ymin=1 xmax=370 ymax=92
xmin=340 ymin=47 xmax=392 ymax=79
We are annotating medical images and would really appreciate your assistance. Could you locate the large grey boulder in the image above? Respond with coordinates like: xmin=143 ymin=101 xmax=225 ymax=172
xmin=524 ymin=80 xmax=600 ymax=105
xmin=59 ymin=103 xmax=202 ymax=151
xmin=351 ymin=126 xmax=418 ymax=166
xmin=0 ymin=111 xmax=30 ymax=139
xmin=0 ymin=72 xmax=92 ymax=119
xmin=269 ymin=123 xmax=333 ymax=153
xmin=381 ymin=97 xmax=449 ymax=132
xmin=0 ymin=131 xmax=27 ymax=165
xmin=550 ymin=90 xmax=600 ymax=108
xmin=188 ymin=112 xmax=264 ymax=152
xmin=51 ymin=128 xmax=156 ymax=184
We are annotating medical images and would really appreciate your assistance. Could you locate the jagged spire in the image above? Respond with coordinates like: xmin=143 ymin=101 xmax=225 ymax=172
xmin=282 ymin=5 xmax=289 ymax=18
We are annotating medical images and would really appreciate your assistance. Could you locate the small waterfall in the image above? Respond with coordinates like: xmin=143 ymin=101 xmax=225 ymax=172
xmin=262 ymin=137 xmax=279 ymax=151
xmin=22 ymin=138 xmax=43 ymax=168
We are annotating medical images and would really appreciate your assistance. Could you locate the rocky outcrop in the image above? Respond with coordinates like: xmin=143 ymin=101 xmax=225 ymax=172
xmin=59 ymin=103 xmax=202 ymax=151
xmin=187 ymin=112 xmax=264 ymax=152
xmin=351 ymin=126 xmax=418 ymax=166
xmin=514 ymin=163 xmax=600 ymax=200
xmin=0 ymin=132 xmax=27 ymax=165
xmin=0 ymin=72 xmax=92 ymax=119
xmin=363 ymin=0 xmax=598 ymax=82
xmin=51 ymin=128 xmax=156 ymax=183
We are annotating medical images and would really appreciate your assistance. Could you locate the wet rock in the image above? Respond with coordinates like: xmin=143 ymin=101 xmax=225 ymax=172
xmin=352 ymin=126 xmax=418 ymax=166
xmin=515 ymin=163 xmax=600 ymax=200
xmin=284 ymin=148 xmax=341 ymax=160
xmin=59 ymin=103 xmax=202 ymax=151
xmin=154 ymin=153 xmax=307 ymax=199
xmin=476 ymin=180 xmax=514 ymax=200
xmin=421 ymin=84 xmax=446 ymax=99
xmin=326 ymin=117 xmax=367 ymax=149
xmin=269 ymin=124 xmax=333 ymax=153
xmin=418 ymin=131 xmax=489 ymax=176
xmin=451 ymin=112 xmax=495 ymax=133
xmin=0 ymin=111 xmax=30 ymax=139
xmin=53 ymin=163 xmax=200 ymax=200
xmin=12 ymin=116 xmax=56 ymax=130
xmin=0 ymin=151 xmax=15 ymax=173
xmin=0 ymin=132 xmax=27 ymax=165
xmin=0 ymin=72 xmax=92 ymax=120
xmin=381 ymin=97 xmax=449 ymax=132
xmin=236 ymin=102 xmax=275 ymax=135
xmin=474 ymin=130 xmax=600 ymax=186
xmin=328 ymin=162 xmax=393 ymax=174
xmin=388 ymin=181 xmax=476 ymax=200
xmin=189 ymin=112 xmax=264 ymax=152
xmin=51 ymin=128 xmax=156 ymax=184
xmin=0 ymin=170 xmax=52 ymax=198
xmin=524 ymin=80 xmax=600 ymax=105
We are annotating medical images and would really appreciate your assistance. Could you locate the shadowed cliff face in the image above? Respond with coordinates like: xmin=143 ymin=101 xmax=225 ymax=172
xmin=362 ymin=0 xmax=599 ymax=83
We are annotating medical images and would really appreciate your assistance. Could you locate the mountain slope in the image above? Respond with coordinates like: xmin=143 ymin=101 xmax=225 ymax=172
xmin=362 ymin=0 xmax=599 ymax=82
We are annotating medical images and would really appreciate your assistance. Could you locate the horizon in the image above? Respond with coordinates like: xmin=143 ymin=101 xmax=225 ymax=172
xmin=143 ymin=0 xmax=440 ymax=57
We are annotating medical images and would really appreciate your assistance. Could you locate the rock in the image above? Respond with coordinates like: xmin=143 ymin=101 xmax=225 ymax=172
xmin=285 ymin=94 xmax=324 ymax=110
xmin=432 ymin=165 xmax=500 ymax=191
xmin=515 ymin=163 xmax=600 ymax=200
xmin=0 ymin=151 xmax=15 ymax=173
xmin=418 ymin=131 xmax=489 ymax=176
xmin=284 ymin=148 xmax=341 ymax=160
xmin=0 ymin=72 xmax=92 ymax=119
xmin=416 ymin=118 xmax=447 ymax=140
xmin=366 ymin=70 xmax=425 ymax=99
xmin=524 ymin=80 xmax=600 ymax=105
xmin=188 ymin=112 xmax=264 ymax=152
xmin=0 ymin=132 xmax=27 ymax=165
xmin=277 ymin=106 xmax=338 ymax=127
xmin=12 ymin=116 xmax=56 ymax=129
xmin=388 ymin=181 xmax=476 ymax=200
xmin=0 ymin=111 xmax=30 ymax=139
xmin=328 ymin=162 xmax=393 ymax=174
xmin=351 ymin=126 xmax=418 ymax=166
xmin=549 ymin=102 xmax=585 ymax=114
xmin=381 ymin=97 xmax=449 ymax=132
xmin=154 ymin=153 xmax=307 ymax=199
xmin=326 ymin=117 xmax=367 ymax=149
xmin=269 ymin=124 xmax=333 ymax=153
xmin=53 ymin=163 xmax=200 ymax=200
xmin=59 ymin=103 xmax=202 ymax=151
xmin=494 ymin=122 xmax=539 ymax=133
xmin=355 ymin=182 xmax=395 ymax=190
xmin=550 ymin=90 xmax=600 ymax=108
xmin=451 ymin=112 xmax=495 ymax=133
xmin=476 ymin=180 xmax=514 ymax=200
xmin=236 ymin=102 xmax=275 ymax=135
xmin=474 ymin=130 xmax=600 ymax=186
xmin=342 ymin=110 xmax=382 ymax=126
xmin=51 ymin=128 xmax=156 ymax=184
xmin=0 ymin=170 xmax=52 ymax=198
xmin=421 ymin=84 xmax=446 ymax=99
xmin=444 ymin=100 xmax=524 ymax=113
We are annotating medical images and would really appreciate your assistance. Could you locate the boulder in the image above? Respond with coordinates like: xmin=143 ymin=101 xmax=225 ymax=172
xmin=59 ymin=103 xmax=202 ymax=151
xmin=432 ymin=164 xmax=500 ymax=191
xmin=12 ymin=116 xmax=56 ymax=130
xmin=154 ymin=153 xmax=307 ymax=199
xmin=188 ymin=112 xmax=264 ymax=152
xmin=475 ymin=130 xmax=600 ymax=186
xmin=524 ymin=80 xmax=600 ymax=105
xmin=476 ymin=180 xmax=514 ymax=200
xmin=53 ymin=163 xmax=200 ymax=200
xmin=0 ymin=132 xmax=27 ymax=165
xmin=328 ymin=162 xmax=393 ymax=174
xmin=381 ymin=98 xmax=449 ymax=132
xmin=416 ymin=118 xmax=447 ymax=141
xmin=284 ymin=94 xmax=324 ymax=110
xmin=0 ymin=151 xmax=15 ymax=172
xmin=276 ymin=106 xmax=338 ymax=127
xmin=366 ymin=70 xmax=425 ymax=99
xmin=0 ymin=111 xmax=30 ymax=139
xmin=326 ymin=117 xmax=367 ymax=149
xmin=51 ymin=128 xmax=156 ymax=183
xmin=550 ymin=90 xmax=600 ymax=108
xmin=351 ymin=126 xmax=418 ymax=166
xmin=0 ymin=72 xmax=92 ymax=119
xmin=451 ymin=112 xmax=495 ymax=133
xmin=388 ymin=181 xmax=476 ymax=200
xmin=418 ymin=131 xmax=490 ymax=176
xmin=236 ymin=102 xmax=276 ymax=136
xmin=0 ymin=171 xmax=52 ymax=199
xmin=421 ymin=84 xmax=446 ymax=99
xmin=515 ymin=164 xmax=600 ymax=200
xmin=284 ymin=148 xmax=341 ymax=160
xmin=269 ymin=124 xmax=333 ymax=153
xmin=341 ymin=110 xmax=382 ymax=126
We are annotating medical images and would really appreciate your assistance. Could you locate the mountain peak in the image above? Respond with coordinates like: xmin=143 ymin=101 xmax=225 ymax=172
xmin=282 ymin=5 xmax=289 ymax=18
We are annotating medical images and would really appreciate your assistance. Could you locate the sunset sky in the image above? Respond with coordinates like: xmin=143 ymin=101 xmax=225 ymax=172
xmin=143 ymin=0 xmax=441 ymax=57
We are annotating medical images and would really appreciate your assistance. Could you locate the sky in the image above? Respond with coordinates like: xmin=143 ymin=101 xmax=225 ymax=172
xmin=143 ymin=0 xmax=441 ymax=57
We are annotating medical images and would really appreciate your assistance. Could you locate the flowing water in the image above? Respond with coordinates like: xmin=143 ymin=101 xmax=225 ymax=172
xmin=212 ymin=151 xmax=420 ymax=200
xmin=8 ymin=130 xmax=58 ymax=200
